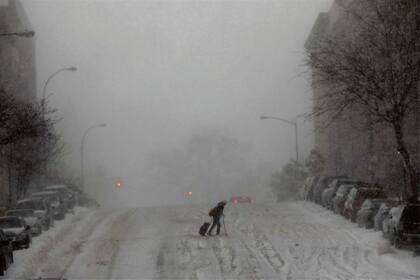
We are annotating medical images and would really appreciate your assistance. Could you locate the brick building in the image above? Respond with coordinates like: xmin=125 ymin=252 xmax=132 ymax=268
xmin=305 ymin=0 xmax=419 ymax=195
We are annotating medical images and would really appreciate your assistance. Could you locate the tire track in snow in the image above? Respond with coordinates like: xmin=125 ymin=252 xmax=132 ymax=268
xmin=212 ymin=242 xmax=236 ymax=275
xmin=62 ymin=209 xmax=136 ymax=279
xmin=236 ymin=237 xmax=263 ymax=279
xmin=238 ymin=222 xmax=286 ymax=274
xmin=104 ymin=209 xmax=137 ymax=279
xmin=8 ymin=208 xmax=104 ymax=279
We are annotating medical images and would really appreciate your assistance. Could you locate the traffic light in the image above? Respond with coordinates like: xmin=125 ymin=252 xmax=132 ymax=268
xmin=115 ymin=180 xmax=123 ymax=188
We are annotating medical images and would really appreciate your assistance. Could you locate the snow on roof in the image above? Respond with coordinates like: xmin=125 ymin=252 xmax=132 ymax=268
xmin=0 ymin=216 xmax=20 ymax=220
xmin=31 ymin=191 xmax=58 ymax=196
xmin=45 ymin=185 xmax=67 ymax=189
xmin=17 ymin=197 xmax=43 ymax=203
xmin=6 ymin=209 xmax=34 ymax=213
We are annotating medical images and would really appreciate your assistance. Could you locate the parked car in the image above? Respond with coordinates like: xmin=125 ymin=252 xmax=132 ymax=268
xmin=83 ymin=197 xmax=100 ymax=208
xmin=344 ymin=187 xmax=386 ymax=222
xmin=16 ymin=198 xmax=54 ymax=230
xmin=382 ymin=205 xmax=403 ymax=238
xmin=332 ymin=184 xmax=355 ymax=215
xmin=5 ymin=209 xmax=42 ymax=236
xmin=66 ymin=185 xmax=81 ymax=206
xmin=44 ymin=185 xmax=76 ymax=210
xmin=0 ymin=229 xmax=13 ymax=276
xmin=384 ymin=203 xmax=420 ymax=248
xmin=230 ymin=196 xmax=253 ymax=203
xmin=321 ymin=179 xmax=360 ymax=209
xmin=31 ymin=191 xmax=66 ymax=220
xmin=374 ymin=200 xmax=401 ymax=231
xmin=312 ymin=176 xmax=347 ymax=204
xmin=300 ymin=176 xmax=319 ymax=200
xmin=356 ymin=199 xmax=385 ymax=228
xmin=0 ymin=216 xmax=31 ymax=250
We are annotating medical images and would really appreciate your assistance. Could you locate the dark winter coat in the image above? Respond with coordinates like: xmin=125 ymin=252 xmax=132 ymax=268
xmin=210 ymin=203 xmax=225 ymax=220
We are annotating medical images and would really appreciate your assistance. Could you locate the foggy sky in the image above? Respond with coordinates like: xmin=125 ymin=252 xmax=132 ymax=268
xmin=22 ymin=0 xmax=332 ymax=206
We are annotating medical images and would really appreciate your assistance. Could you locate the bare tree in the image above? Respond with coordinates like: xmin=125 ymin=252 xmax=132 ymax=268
xmin=0 ymin=89 xmax=62 ymax=204
xmin=306 ymin=0 xmax=420 ymax=202
xmin=8 ymin=130 xmax=64 ymax=200
xmin=270 ymin=160 xmax=307 ymax=201
xmin=305 ymin=149 xmax=325 ymax=176
xmin=0 ymin=90 xmax=49 ymax=146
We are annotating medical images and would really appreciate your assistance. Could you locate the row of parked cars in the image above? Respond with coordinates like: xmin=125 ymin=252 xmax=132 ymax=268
xmin=0 ymin=184 xmax=97 ymax=276
xmin=300 ymin=176 xmax=420 ymax=250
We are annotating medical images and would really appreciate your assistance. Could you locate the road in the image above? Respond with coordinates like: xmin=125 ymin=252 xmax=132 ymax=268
xmin=4 ymin=202 xmax=420 ymax=279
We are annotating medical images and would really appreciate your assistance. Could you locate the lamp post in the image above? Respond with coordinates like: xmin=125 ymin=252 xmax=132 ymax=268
xmin=260 ymin=115 xmax=299 ymax=162
xmin=42 ymin=67 xmax=77 ymax=109
xmin=80 ymin=123 xmax=106 ymax=191
xmin=0 ymin=30 xmax=35 ymax=37
xmin=40 ymin=67 xmax=77 ymax=186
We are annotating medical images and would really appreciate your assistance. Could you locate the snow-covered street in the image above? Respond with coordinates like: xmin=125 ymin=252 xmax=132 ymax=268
xmin=3 ymin=202 xmax=420 ymax=280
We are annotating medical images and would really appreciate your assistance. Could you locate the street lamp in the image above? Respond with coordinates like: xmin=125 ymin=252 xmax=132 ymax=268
xmin=260 ymin=115 xmax=299 ymax=162
xmin=42 ymin=67 xmax=77 ymax=107
xmin=0 ymin=30 xmax=35 ymax=37
xmin=80 ymin=123 xmax=107 ymax=191
xmin=40 ymin=67 xmax=77 ymax=185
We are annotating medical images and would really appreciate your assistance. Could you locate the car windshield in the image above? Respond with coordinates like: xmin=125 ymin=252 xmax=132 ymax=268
xmin=0 ymin=218 xmax=22 ymax=229
xmin=33 ymin=193 xmax=58 ymax=201
xmin=6 ymin=210 xmax=34 ymax=217
xmin=347 ymin=188 xmax=357 ymax=200
xmin=370 ymin=199 xmax=384 ymax=207
xmin=336 ymin=186 xmax=348 ymax=195
xmin=378 ymin=203 xmax=389 ymax=212
xmin=17 ymin=200 xmax=43 ymax=210
xmin=362 ymin=200 xmax=373 ymax=208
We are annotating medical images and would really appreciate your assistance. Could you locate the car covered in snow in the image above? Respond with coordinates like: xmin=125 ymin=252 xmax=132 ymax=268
xmin=321 ymin=178 xmax=360 ymax=209
xmin=31 ymin=191 xmax=66 ymax=220
xmin=5 ymin=209 xmax=42 ymax=236
xmin=382 ymin=205 xmax=404 ymax=238
xmin=230 ymin=196 xmax=253 ymax=204
xmin=383 ymin=203 xmax=420 ymax=248
xmin=356 ymin=199 xmax=385 ymax=229
xmin=16 ymin=198 xmax=54 ymax=230
xmin=343 ymin=187 xmax=386 ymax=222
xmin=373 ymin=200 xmax=401 ymax=231
xmin=312 ymin=175 xmax=347 ymax=204
xmin=67 ymin=185 xmax=82 ymax=205
xmin=300 ymin=176 xmax=319 ymax=200
xmin=44 ymin=185 xmax=76 ymax=210
xmin=332 ymin=184 xmax=355 ymax=215
xmin=0 ymin=216 xmax=31 ymax=250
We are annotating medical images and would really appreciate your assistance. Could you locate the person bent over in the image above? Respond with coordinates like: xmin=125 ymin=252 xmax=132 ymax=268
xmin=207 ymin=200 xmax=227 ymax=236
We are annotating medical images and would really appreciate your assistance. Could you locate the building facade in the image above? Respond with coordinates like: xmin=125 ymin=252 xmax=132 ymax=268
xmin=0 ymin=0 xmax=36 ymax=206
xmin=306 ymin=0 xmax=419 ymax=196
